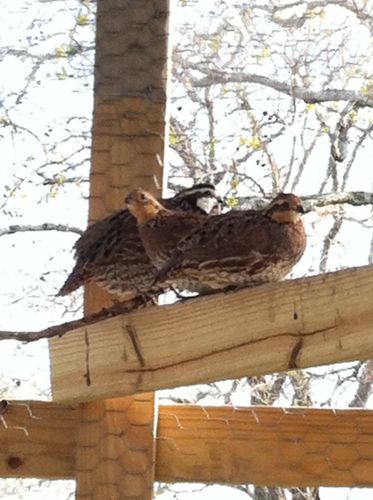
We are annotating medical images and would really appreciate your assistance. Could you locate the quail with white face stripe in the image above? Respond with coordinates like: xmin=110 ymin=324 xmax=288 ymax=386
xmin=57 ymin=183 xmax=222 ymax=300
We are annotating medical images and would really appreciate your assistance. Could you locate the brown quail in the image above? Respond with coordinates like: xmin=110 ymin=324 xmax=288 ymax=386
xmin=126 ymin=190 xmax=306 ymax=292
xmin=57 ymin=184 xmax=221 ymax=299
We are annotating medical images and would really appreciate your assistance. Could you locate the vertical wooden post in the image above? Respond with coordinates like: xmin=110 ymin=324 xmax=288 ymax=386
xmin=74 ymin=1 xmax=169 ymax=498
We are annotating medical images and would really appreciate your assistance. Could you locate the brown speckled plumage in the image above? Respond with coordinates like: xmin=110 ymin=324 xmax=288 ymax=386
xmin=58 ymin=184 xmax=221 ymax=299
xmin=126 ymin=191 xmax=306 ymax=292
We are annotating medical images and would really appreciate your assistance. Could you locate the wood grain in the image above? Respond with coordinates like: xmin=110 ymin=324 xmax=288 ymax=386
xmin=0 ymin=401 xmax=78 ymax=478
xmin=4 ymin=402 xmax=373 ymax=488
xmin=72 ymin=0 xmax=170 ymax=497
xmin=156 ymin=405 xmax=373 ymax=487
xmin=50 ymin=264 xmax=373 ymax=403
xmin=75 ymin=394 xmax=156 ymax=499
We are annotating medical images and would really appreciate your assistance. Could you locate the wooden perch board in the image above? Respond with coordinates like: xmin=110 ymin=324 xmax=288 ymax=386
xmin=4 ymin=402 xmax=373 ymax=487
xmin=50 ymin=264 xmax=373 ymax=403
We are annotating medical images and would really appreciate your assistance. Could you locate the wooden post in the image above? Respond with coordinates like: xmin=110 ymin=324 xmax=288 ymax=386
xmin=73 ymin=0 xmax=169 ymax=498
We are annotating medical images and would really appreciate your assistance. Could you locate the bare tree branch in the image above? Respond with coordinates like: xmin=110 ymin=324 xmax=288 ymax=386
xmin=0 ymin=298 xmax=154 ymax=343
xmin=257 ymin=0 xmax=373 ymax=31
xmin=349 ymin=360 xmax=373 ymax=408
xmin=191 ymin=68 xmax=373 ymax=108
xmin=319 ymin=215 xmax=343 ymax=273
xmin=0 ymin=223 xmax=84 ymax=237
xmin=239 ymin=191 xmax=373 ymax=212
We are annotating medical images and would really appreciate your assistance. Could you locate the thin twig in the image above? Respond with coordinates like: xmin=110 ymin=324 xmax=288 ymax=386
xmin=0 ymin=297 xmax=154 ymax=343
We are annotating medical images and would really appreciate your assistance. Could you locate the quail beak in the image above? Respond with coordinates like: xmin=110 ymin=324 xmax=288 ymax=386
xmin=125 ymin=193 xmax=134 ymax=206
xmin=297 ymin=205 xmax=305 ymax=214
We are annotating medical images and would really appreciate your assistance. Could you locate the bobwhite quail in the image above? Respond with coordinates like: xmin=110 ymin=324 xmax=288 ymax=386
xmin=126 ymin=190 xmax=306 ymax=292
xmin=57 ymin=184 xmax=221 ymax=299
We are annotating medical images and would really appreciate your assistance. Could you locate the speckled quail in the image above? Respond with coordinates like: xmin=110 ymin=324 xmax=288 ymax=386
xmin=57 ymin=183 xmax=221 ymax=299
xmin=126 ymin=190 xmax=306 ymax=292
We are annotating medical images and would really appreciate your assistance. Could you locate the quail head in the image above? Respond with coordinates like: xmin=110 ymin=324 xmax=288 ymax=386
xmin=125 ymin=188 xmax=207 ymax=273
xmin=129 ymin=191 xmax=306 ymax=292
xmin=57 ymin=183 xmax=221 ymax=300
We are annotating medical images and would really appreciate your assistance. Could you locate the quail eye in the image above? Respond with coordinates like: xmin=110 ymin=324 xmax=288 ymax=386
xmin=140 ymin=193 xmax=147 ymax=201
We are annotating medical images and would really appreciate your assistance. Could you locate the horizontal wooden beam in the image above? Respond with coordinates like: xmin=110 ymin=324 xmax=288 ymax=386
xmin=3 ymin=401 xmax=373 ymax=487
xmin=0 ymin=401 xmax=78 ymax=478
xmin=156 ymin=405 xmax=373 ymax=487
xmin=50 ymin=265 xmax=373 ymax=403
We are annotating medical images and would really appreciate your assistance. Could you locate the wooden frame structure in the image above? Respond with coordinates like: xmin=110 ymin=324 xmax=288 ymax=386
xmin=2 ymin=0 xmax=373 ymax=498
xmin=3 ymin=402 xmax=373 ymax=487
